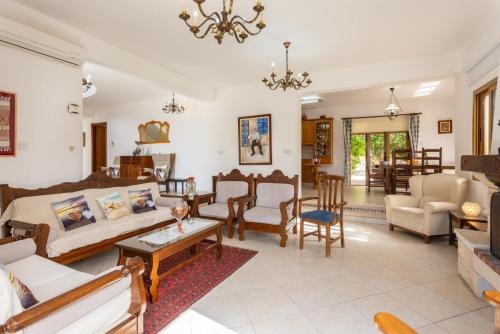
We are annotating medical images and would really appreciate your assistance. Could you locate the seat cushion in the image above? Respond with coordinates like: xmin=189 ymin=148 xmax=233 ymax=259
xmin=256 ymin=183 xmax=294 ymax=209
xmin=46 ymin=206 xmax=173 ymax=258
xmin=243 ymin=207 xmax=292 ymax=225
xmin=198 ymin=203 xmax=238 ymax=219
xmin=215 ymin=181 xmax=248 ymax=204
xmin=390 ymin=206 xmax=425 ymax=234
xmin=5 ymin=255 xmax=93 ymax=303
xmin=300 ymin=210 xmax=337 ymax=223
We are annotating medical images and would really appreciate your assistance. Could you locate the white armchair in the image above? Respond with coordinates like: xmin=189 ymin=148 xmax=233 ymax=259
xmin=385 ymin=174 xmax=468 ymax=243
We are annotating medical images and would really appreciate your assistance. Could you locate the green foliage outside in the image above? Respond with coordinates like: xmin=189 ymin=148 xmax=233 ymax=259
xmin=350 ymin=132 xmax=408 ymax=172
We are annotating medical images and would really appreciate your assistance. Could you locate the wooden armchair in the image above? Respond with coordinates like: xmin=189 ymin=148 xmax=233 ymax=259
xmin=0 ymin=236 xmax=146 ymax=334
xmin=237 ymin=170 xmax=298 ymax=248
xmin=191 ymin=169 xmax=254 ymax=238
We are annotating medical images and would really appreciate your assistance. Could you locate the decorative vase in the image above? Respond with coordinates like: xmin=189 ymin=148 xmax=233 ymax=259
xmin=186 ymin=177 xmax=196 ymax=197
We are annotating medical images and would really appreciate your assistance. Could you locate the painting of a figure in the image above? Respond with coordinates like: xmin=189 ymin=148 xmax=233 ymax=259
xmin=238 ymin=114 xmax=272 ymax=165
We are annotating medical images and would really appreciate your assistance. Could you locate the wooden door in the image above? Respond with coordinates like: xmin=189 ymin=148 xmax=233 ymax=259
xmin=302 ymin=121 xmax=314 ymax=145
xmin=91 ymin=123 xmax=107 ymax=173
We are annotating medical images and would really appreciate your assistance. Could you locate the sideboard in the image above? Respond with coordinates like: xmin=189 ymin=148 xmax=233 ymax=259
xmin=120 ymin=156 xmax=153 ymax=178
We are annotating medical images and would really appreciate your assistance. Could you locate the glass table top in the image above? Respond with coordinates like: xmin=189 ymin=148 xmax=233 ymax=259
xmin=116 ymin=218 xmax=219 ymax=253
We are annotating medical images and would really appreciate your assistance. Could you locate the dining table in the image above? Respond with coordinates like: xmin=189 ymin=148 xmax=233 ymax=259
xmin=376 ymin=164 xmax=455 ymax=194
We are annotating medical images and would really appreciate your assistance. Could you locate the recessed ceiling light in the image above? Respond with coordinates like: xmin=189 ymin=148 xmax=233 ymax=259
xmin=301 ymin=95 xmax=322 ymax=104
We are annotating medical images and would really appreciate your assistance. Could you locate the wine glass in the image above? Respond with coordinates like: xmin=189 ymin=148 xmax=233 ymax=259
xmin=171 ymin=201 xmax=188 ymax=230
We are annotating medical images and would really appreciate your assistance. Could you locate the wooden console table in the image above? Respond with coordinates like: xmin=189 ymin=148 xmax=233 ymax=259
xmin=120 ymin=156 xmax=153 ymax=178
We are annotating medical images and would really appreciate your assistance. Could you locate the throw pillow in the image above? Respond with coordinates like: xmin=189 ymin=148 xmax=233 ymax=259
xmin=97 ymin=192 xmax=130 ymax=220
xmin=0 ymin=265 xmax=38 ymax=309
xmin=51 ymin=195 xmax=96 ymax=231
xmin=129 ymin=189 xmax=157 ymax=214
xmin=0 ymin=266 xmax=23 ymax=323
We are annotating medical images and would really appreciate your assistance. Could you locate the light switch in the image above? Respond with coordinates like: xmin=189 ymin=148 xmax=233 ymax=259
xmin=18 ymin=142 xmax=29 ymax=151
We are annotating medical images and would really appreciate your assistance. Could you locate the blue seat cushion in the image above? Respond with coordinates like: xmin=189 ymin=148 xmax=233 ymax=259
xmin=300 ymin=210 xmax=337 ymax=223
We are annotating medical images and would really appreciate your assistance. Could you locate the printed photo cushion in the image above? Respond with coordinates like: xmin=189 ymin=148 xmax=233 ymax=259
xmin=51 ymin=195 xmax=96 ymax=231
xmin=0 ymin=265 xmax=38 ymax=309
xmin=129 ymin=189 xmax=157 ymax=214
xmin=97 ymin=192 xmax=131 ymax=220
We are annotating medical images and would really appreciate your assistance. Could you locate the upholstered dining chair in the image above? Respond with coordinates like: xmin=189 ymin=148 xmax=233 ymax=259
xmin=237 ymin=170 xmax=299 ymax=247
xmin=191 ymin=169 xmax=254 ymax=238
xmin=298 ymin=174 xmax=347 ymax=257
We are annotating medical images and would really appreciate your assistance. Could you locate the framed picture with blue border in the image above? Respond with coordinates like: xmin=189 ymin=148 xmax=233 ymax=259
xmin=238 ymin=114 xmax=272 ymax=165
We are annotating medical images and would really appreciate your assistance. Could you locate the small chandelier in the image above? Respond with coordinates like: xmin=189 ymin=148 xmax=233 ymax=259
xmin=385 ymin=87 xmax=402 ymax=121
xmin=163 ymin=93 xmax=185 ymax=114
xmin=262 ymin=42 xmax=312 ymax=91
xmin=179 ymin=0 xmax=265 ymax=44
xmin=82 ymin=75 xmax=96 ymax=98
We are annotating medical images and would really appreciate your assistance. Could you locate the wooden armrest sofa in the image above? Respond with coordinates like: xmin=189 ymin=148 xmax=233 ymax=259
xmin=237 ymin=170 xmax=299 ymax=247
xmin=0 ymin=237 xmax=146 ymax=334
xmin=191 ymin=169 xmax=254 ymax=239
xmin=0 ymin=173 xmax=176 ymax=265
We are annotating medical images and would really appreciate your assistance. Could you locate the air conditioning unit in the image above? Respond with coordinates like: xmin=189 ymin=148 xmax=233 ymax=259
xmin=0 ymin=33 xmax=82 ymax=67
xmin=0 ymin=14 xmax=83 ymax=68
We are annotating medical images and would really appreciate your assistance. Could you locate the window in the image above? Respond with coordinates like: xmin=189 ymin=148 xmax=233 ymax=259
xmin=473 ymin=78 xmax=497 ymax=155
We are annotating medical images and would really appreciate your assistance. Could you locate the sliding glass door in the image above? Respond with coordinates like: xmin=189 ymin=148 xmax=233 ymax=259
xmin=350 ymin=131 xmax=409 ymax=186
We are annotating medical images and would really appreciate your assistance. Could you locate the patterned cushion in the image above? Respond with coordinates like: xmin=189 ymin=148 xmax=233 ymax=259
xmin=97 ymin=192 xmax=131 ymax=221
xmin=0 ymin=264 xmax=38 ymax=309
xmin=129 ymin=189 xmax=157 ymax=214
xmin=300 ymin=210 xmax=337 ymax=223
xmin=51 ymin=195 xmax=96 ymax=231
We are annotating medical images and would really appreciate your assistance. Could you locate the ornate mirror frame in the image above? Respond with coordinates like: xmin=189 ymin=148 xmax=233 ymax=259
xmin=137 ymin=120 xmax=170 ymax=144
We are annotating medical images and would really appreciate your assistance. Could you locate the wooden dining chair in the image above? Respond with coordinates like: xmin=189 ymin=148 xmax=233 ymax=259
xmin=368 ymin=164 xmax=386 ymax=192
xmin=298 ymin=174 xmax=347 ymax=257
xmin=374 ymin=312 xmax=418 ymax=334
xmin=421 ymin=147 xmax=442 ymax=175
xmin=392 ymin=148 xmax=413 ymax=193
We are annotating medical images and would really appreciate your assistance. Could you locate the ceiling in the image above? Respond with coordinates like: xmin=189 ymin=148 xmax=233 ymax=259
xmin=302 ymin=77 xmax=455 ymax=109
xmin=13 ymin=0 xmax=500 ymax=89
xmin=82 ymin=62 xmax=168 ymax=108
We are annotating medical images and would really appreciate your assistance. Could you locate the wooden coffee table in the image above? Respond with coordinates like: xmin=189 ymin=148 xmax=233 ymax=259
xmin=115 ymin=218 xmax=223 ymax=303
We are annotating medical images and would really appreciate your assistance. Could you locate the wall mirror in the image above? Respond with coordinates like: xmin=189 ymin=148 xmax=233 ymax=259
xmin=138 ymin=121 xmax=170 ymax=144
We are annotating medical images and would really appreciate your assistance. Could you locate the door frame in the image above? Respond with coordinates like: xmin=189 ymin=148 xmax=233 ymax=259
xmin=91 ymin=122 xmax=107 ymax=173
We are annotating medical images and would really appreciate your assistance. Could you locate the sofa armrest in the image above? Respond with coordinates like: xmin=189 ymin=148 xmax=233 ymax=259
xmin=1 ymin=257 xmax=146 ymax=334
xmin=6 ymin=221 xmax=50 ymax=258
xmin=227 ymin=195 xmax=248 ymax=218
xmin=385 ymin=195 xmax=419 ymax=208
xmin=0 ymin=238 xmax=36 ymax=264
xmin=425 ymin=202 xmax=457 ymax=214
xmin=237 ymin=196 xmax=257 ymax=219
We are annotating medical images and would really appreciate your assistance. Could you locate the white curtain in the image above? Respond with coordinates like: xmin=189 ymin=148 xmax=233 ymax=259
xmin=343 ymin=119 xmax=352 ymax=185
xmin=408 ymin=115 xmax=420 ymax=153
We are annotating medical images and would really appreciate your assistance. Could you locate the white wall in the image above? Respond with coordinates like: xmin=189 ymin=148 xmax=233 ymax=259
xmin=0 ymin=45 xmax=82 ymax=188
xmin=86 ymin=83 xmax=301 ymax=190
xmin=302 ymin=97 xmax=456 ymax=176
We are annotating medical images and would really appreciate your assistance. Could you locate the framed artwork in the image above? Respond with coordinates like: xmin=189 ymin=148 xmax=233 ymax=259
xmin=438 ymin=120 xmax=452 ymax=134
xmin=238 ymin=114 xmax=272 ymax=165
xmin=0 ymin=91 xmax=16 ymax=157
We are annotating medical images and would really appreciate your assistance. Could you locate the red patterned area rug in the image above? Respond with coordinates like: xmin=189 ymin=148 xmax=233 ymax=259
xmin=143 ymin=243 xmax=257 ymax=334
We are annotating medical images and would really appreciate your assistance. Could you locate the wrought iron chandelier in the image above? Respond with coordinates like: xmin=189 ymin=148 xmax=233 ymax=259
xmin=163 ymin=93 xmax=185 ymax=114
xmin=385 ymin=87 xmax=402 ymax=121
xmin=262 ymin=42 xmax=312 ymax=91
xmin=179 ymin=0 xmax=265 ymax=44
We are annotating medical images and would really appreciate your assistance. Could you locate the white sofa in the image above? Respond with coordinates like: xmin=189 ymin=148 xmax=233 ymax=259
xmin=385 ymin=174 xmax=468 ymax=243
xmin=0 ymin=238 xmax=146 ymax=334
xmin=0 ymin=175 xmax=175 ymax=263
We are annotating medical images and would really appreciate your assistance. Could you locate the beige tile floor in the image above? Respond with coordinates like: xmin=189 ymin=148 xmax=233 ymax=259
xmin=71 ymin=221 xmax=494 ymax=334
